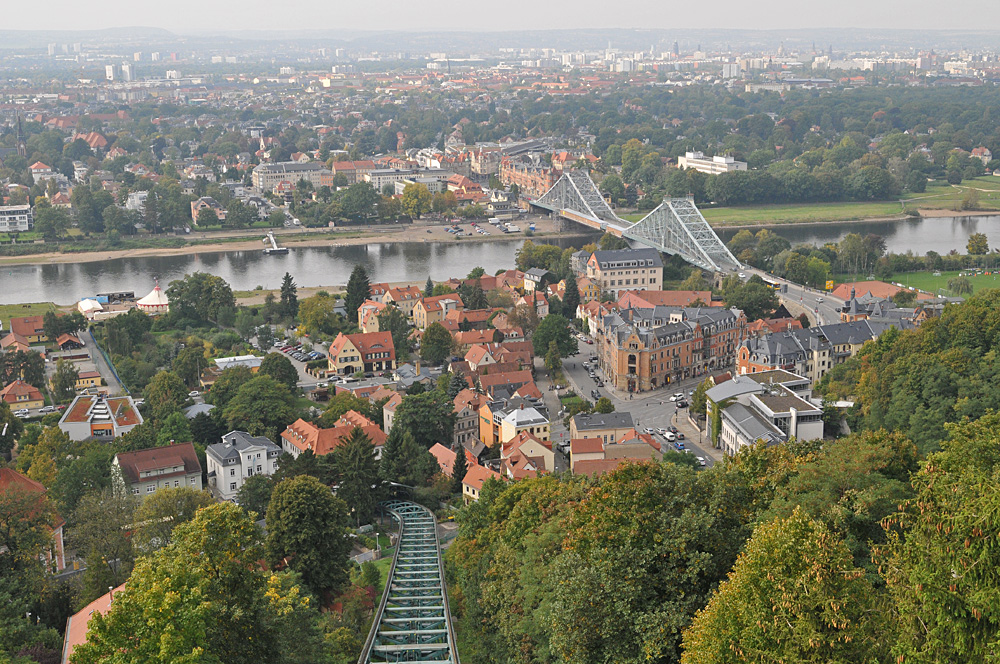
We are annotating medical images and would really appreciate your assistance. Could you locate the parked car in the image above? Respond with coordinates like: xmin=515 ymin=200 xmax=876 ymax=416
xmin=591 ymin=389 xmax=601 ymax=400
xmin=664 ymin=431 xmax=677 ymax=442
xmin=14 ymin=409 xmax=30 ymax=418
xmin=595 ymin=379 xmax=604 ymax=387
xmin=668 ymin=426 xmax=678 ymax=434
xmin=695 ymin=456 xmax=707 ymax=467
xmin=39 ymin=405 xmax=56 ymax=413
xmin=644 ymin=427 xmax=655 ymax=435
xmin=188 ymin=391 xmax=201 ymax=398
xmin=673 ymin=440 xmax=686 ymax=451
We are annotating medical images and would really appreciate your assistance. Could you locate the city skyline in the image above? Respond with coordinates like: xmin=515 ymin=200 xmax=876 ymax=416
xmin=6 ymin=0 xmax=1000 ymax=34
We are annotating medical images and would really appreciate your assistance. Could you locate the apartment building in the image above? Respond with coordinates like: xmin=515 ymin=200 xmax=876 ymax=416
xmin=0 ymin=205 xmax=33 ymax=232
xmin=112 ymin=443 xmax=203 ymax=497
xmin=677 ymin=151 xmax=747 ymax=175
xmin=586 ymin=249 xmax=663 ymax=298
xmin=413 ymin=294 xmax=464 ymax=330
xmin=252 ymin=161 xmax=333 ymax=191
xmin=327 ymin=331 xmax=396 ymax=375
xmin=58 ymin=394 xmax=143 ymax=441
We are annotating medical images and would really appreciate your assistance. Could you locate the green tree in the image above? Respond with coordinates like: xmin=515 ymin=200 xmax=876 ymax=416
xmin=132 ymin=486 xmax=213 ymax=553
xmin=391 ymin=390 xmax=457 ymax=450
xmin=421 ymin=322 xmax=454 ymax=365
xmin=722 ymin=275 xmax=778 ymax=321
xmin=379 ymin=428 xmax=439 ymax=486
xmin=947 ymin=276 xmax=973 ymax=296
xmin=0 ymin=402 xmax=24 ymax=456
xmin=70 ymin=488 xmax=136 ymax=602
xmin=967 ymin=231 xmax=989 ymax=255
xmin=50 ymin=359 xmax=79 ymax=402
xmin=237 ymin=474 xmax=275 ymax=519
xmin=266 ymin=475 xmax=352 ymax=596
xmin=196 ymin=206 xmax=219 ymax=226
xmin=681 ymin=509 xmax=889 ymax=664
xmin=450 ymin=444 xmax=468 ymax=494
xmin=223 ymin=375 xmax=298 ymax=440
xmin=377 ymin=306 xmax=414 ymax=362
xmin=172 ymin=345 xmax=206 ymax=388
xmin=561 ymin=273 xmax=581 ymax=318
xmin=344 ymin=264 xmax=371 ymax=325
xmin=155 ymin=411 xmax=193 ymax=447
xmin=166 ymin=272 xmax=236 ymax=323
xmin=594 ymin=397 xmax=614 ymax=414
xmin=332 ymin=427 xmax=381 ymax=526
xmin=544 ymin=339 xmax=562 ymax=375
xmin=73 ymin=502 xmax=321 ymax=664
xmin=207 ymin=364 xmax=254 ymax=408
xmin=143 ymin=370 xmax=189 ymax=422
xmin=424 ymin=276 xmax=434 ymax=298
xmin=297 ymin=292 xmax=348 ymax=336
xmin=279 ymin=272 xmax=298 ymax=320
xmin=690 ymin=378 xmax=710 ymax=416
xmin=33 ymin=207 xmax=70 ymax=240
xmin=532 ymin=314 xmax=578 ymax=357
xmin=259 ymin=352 xmax=299 ymax=392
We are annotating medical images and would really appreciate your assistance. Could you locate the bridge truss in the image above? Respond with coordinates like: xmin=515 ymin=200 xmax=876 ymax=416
xmin=357 ymin=501 xmax=459 ymax=664
xmin=531 ymin=170 xmax=741 ymax=273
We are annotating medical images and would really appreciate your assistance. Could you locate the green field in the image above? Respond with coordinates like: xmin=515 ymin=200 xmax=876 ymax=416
xmin=0 ymin=302 xmax=59 ymax=320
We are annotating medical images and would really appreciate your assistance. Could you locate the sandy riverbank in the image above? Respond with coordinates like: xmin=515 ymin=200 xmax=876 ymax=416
xmin=0 ymin=216 xmax=569 ymax=268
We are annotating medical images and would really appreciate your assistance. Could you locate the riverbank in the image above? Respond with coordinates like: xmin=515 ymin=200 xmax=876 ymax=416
xmin=0 ymin=216 xmax=565 ymax=268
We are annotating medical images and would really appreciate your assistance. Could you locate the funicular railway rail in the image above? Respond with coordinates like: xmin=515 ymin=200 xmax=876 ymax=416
xmin=357 ymin=501 xmax=459 ymax=664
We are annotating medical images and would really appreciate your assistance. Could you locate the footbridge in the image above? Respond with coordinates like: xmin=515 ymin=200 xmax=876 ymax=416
xmin=530 ymin=170 xmax=741 ymax=273
xmin=357 ymin=500 xmax=459 ymax=664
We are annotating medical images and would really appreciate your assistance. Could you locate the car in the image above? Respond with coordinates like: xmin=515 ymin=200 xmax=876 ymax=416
xmin=738 ymin=272 xmax=746 ymax=278
xmin=56 ymin=404 xmax=67 ymax=411
xmin=673 ymin=441 xmax=686 ymax=451
xmin=39 ymin=405 xmax=56 ymax=413
xmin=657 ymin=427 xmax=668 ymax=435
xmin=644 ymin=427 xmax=655 ymax=435
xmin=676 ymin=432 xmax=685 ymax=440
xmin=595 ymin=379 xmax=604 ymax=387
xmin=14 ymin=408 xmax=30 ymax=418
xmin=816 ymin=297 xmax=824 ymax=303
xmin=132 ymin=399 xmax=144 ymax=407
xmin=188 ymin=391 xmax=200 ymax=398
xmin=586 ymin=339 xmax=593 ymax=344
xmin=591 ymin=389 xmax=601 ymax=400
xmin=695 ymin=456 xmax=707 ymax=467
xmin=664 ymin=432 xmax=677 ymax=442
xmin=582 ymin=362 xmax=590 ymax=369
xmin=677 ymin=400 xmax=689 ymax=409
xmin=668 ymin=426 xmax=678 ymax=434
xmin=363 ymin=372 xmax=375 ymax=378
xmin=317 ymin=382 xmax=328 ymax=388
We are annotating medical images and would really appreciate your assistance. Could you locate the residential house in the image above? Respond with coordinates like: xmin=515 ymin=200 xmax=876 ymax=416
xmin=8 ymin=315 xmax=46 ymax=343
xmin=280 ymin=412 xmax=387 ymax=459
xmin=523 ymin=268 xmax=553 ymax=293
xmin=500 ymin=430 xmax=555 ymax=479
xmin=413 ymin=294 xmax=465 ymax=330
xmin=515 ymin=291 xmax=549 ymax=318
xmin=112 ymin=443 xmax=203 ymax=497
xmin=359 ymin=300 xmax=387 ymax=333
xmin=382 ymin=286 xmax=423 ymax=319
xmin=190 ymin=196 xmax=227 ymax=222
xmin=328 ymin=331 xmax=396 ymax=375
xmin=499 ymin=405 xmax=550 ymax=445
xmin=74 ymin=371 xmax=101 ymax=390
xmin=0 ymin=468 xmax=65 ymax=571
xmin=61 ymin=585 xmax=127 ymax=664
xmin=1 ymin=379 xmax=44 ymax=410
xmin=704 ymin=371 xmax=814 ymax=451
xmin=206 ymin=431 xmax=282 ymax=502
xmin=59 ymin=394 xmax=143 ymax=440
xmin=462 ymin=464 xmax=504 ymax=503
xmin=453 ymin=389 xmax=483 ymax=448
xmin=382 ymin=393 xmax=403 ymax=432
xmin=618 ymin=289 xmax=718 ymax=309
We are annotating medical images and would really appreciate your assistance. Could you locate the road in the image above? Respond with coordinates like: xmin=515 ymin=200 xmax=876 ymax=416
xmin=743 ymin=268 xmax=841 ymax=325
xmin=553 ymin=335 xmax=721 ymax=468
xmin=88 ymin=329 xmax=125 ymax=395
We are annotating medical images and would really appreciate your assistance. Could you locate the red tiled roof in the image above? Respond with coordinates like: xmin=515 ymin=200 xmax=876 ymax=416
xmin=114 ymin=443 xmax=202 ymax=485
xmin=462 ymin=464 xmax=503 ymax=491
xmin=570 ymin=437 xmax=605 ymax=455
xmin=62 ymin=584 xmax=127 ymax=664
xmin=281 ymin=413 xmax=387 ymax=456
xmin=8 ymin=315 xmax=45 ymax=338
xmin=0 ymin=379 xmax=43 ymax=404
xmin=429 ymin=443 xmax=457 ymax=476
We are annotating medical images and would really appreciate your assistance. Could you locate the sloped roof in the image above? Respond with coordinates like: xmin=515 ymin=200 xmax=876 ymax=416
xmin=114 ymin=443 xmax=201 ymax=485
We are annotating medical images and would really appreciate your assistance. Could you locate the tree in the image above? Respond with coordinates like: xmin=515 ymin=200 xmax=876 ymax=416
xmin=259 ymin=352 xmax=299 ymax=392
xmin=424 ymin=276 xmax=434 ymax=298
xmin=690 ymin=378 xmax=710 ymax=416
xmin=344 ymin=264 xmax=371 ymax=326
xmin=196 ymin=206 xmax=219 ymax=226
xmin=155 ymin=411 xmax=193 ymax=447
xmin=166 ymin=272 xmax=236 ymax=323
xmin=681 ymin=509 xmax=889 ymax=664
xmin=33 ymin=207 xmax=70 ymax=240
xmin=0 ymin=475 xmax=54 ymax=578
xmin=532 ymin=314 xmax=578 ymax=357
xmin=237 ymin=475 xmax=275 ymax=519
xmin=0 ymin=402 xmax=24 ymax=456
xmin=0 ymin=350 xmax=45 ymax=388
xmin=207 ymin=364 xmax=254 ymax=408
xmin=266 ymin=475 xmax=352 ymax=597
xmin=223 ymin=375 xmax=298 ymax=441
xmin=446 ymin=372 xmax=468 ymax=399
xmin=967 ymin=231 xmax=989 ymax=255
xmin=421 ymin=322 xmax=454 ymax=365
xmin=50 ymin=359 xmax=79 ymax=403
xmin=561 ymin=273 xmax=581 ymax=318
xmin=591 ymin=397 xmax=613 ymax=414
xmin=948 ymin=276 xmax=973 ymax=296
xmin=143 ymin=370 xmax=189 ymax=422
xmin=73 ymin=503 xmax=322 ymax=664
xmin=377 ymin=306 xmax=414 ymax=361
xmin=279 ymin=272 xmax=298 ymax=320
xmin=332 ymin=427 xmax=381 ymax=526
xmin=391 ymin=390 xmax=457 ymax=450
xmin=544 ymin=340 xmax=562 ymax=375
xmin=400 ymin=183 xmax=432 ymax=218
xmin=450 ymin=445 xmax=469 ymax=496
xmin=70 ymin=488 xmax=136 ymax=602
xmin=722 ymin=275 xmax=778 ymax=321
xmin=172 ymin=345 xmax=206 ymax=388
xmin=961 ymin=188 xmax=981 ymax=211
xmin=379 ymin=428 xmax=439 ymax=486
xmin=132 ymin=487 xmax=213 ymax=554
xmin=297 ymin=293 xmax=348 ymax=337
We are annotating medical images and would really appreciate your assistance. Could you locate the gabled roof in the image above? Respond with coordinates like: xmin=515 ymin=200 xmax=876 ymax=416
xmin=462 ymin=464 xmax=503 ymax=491
xmin=1 ymin=379 xmax=43 ymax=404
xmin=281 ymin=413 xmax=386 ymax=456
xmin=61 ymin=584 xmax=127 ymax=664
xmin=114 ymin=443 xmax=201 ymax=485
xmin=429 ymin=443 xmax=457 ymax=476
xmin=570 ymin=437 xmax=605 ymax=455
xmin=8 ymin=315 xmax=45 ymax=337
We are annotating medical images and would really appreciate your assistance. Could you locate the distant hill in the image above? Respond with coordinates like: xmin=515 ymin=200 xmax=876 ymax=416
xmin=0 ymin=27 xmax=175 ymax=49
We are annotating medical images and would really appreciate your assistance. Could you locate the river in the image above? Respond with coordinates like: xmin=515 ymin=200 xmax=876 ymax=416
xmin=0 ymin=234 xmax=599 ymax=305
xmin=3 ymin=214 xmax=998 ymax=306
xmin=716 ymin=214 xmax=1000 ymax=255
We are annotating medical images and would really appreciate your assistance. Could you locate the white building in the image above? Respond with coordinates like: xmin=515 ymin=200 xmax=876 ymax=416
xmin=677 ymin=151 xmax=747 ymax=175
xmin=0 ymin=205 xmax=33 ymax=232
xmin=206 ymin=431 xmax=282 ymax=502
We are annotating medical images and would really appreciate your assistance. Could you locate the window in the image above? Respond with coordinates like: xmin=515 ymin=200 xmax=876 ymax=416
xmin=230 ymin=469 xmax=236 ymax=477
xmin=230 ymin=482 xmax=237 ymax=491
xmin=132 ymin=488 xmax=139 ymax=495
xmin=257 ymin=465 xmax=262 ymax=473
xmin=146 ymin=485 xmax=156 ymax=493
xmin=190 ymin=477 xmax=197 ymax=485
xmin=174 ymin=480 xmax=180 ymax=487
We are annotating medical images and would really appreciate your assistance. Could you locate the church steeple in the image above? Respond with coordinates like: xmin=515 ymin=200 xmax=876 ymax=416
xmin=15 ymin=110 xmax=26 ymax=158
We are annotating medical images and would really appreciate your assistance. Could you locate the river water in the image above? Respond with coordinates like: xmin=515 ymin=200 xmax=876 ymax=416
xmin=0 ymin=235 xmax=599 ymax=306
xmin=3 ymin=215 xmax=998 ymax=306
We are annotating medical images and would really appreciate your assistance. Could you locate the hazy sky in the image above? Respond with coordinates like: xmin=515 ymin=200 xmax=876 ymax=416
xmin=7 ymin=0 xmax=1000 ymax=33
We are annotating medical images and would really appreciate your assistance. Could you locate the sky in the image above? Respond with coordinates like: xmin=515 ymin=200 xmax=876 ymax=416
xmin=6 ymin=0 xmax=1000 ymax=33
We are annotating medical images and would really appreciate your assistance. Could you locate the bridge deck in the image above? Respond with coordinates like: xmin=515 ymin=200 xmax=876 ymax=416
xmin=357 ymin=501 xmax=459 ymax=664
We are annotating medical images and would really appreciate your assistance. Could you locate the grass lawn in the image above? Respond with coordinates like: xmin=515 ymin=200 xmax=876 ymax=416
xmin=560 ymin=394 xmax=589 ymax=409
xmin=372 ymin=555 xmax=394 ymax=596
xmin=0 ymin=302 xmax=59 ymax=320
xmin=701 ymin=201 xmax=905 ymax=225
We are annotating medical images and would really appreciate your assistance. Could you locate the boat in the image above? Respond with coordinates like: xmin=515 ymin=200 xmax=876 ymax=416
xmin=262 ymin=231 xmax=289 ymax=255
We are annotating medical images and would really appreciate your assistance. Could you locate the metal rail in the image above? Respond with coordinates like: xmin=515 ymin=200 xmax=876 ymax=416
xmin=357 ymin=501 xmax=459 ymax=664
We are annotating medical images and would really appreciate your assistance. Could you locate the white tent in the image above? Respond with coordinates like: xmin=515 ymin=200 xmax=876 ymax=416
xmin=136 ymin=284 xmax=169 ymax=314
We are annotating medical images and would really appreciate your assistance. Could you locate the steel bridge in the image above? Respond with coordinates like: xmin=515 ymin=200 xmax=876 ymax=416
xmin=357 ymin=501 xmax=459 ymax=664
xmin=530 ymin=170 xmax=741 ymax=273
